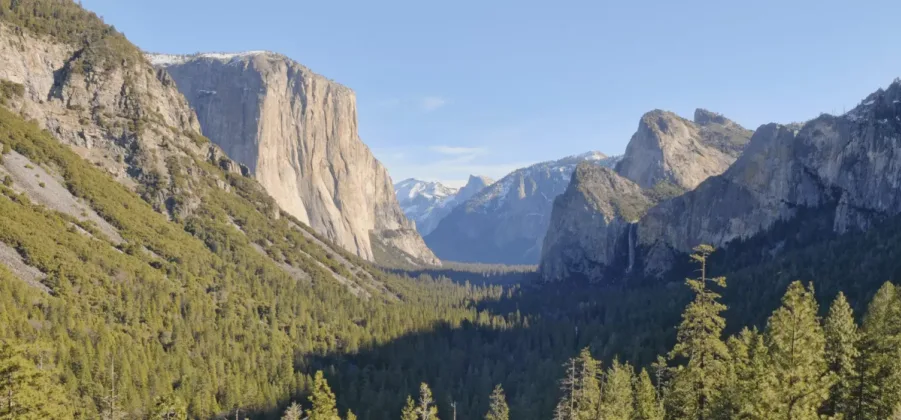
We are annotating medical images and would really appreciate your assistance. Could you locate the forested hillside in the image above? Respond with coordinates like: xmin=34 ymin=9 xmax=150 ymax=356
xmin=278 ymin=246 xmax=901 ymax=420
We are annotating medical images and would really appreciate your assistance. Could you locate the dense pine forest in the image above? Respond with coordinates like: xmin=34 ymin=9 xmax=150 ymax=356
xmin=2 ymin=1 xmax=901 ymax=420
xmin=277 ymin=247 xmax=901 ymax=420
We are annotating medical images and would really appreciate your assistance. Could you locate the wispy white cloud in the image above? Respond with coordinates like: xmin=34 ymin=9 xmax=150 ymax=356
xmin=421 ymin=96 xmax=448 ymax=111
xmin=429 ymin=145 xmax=486 ymax=156
xmin=383 ymin=154 xmax=529 ymax=188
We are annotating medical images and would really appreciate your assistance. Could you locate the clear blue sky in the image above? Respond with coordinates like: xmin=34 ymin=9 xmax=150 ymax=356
xmin=83 ymin=0 xmax=901 ymax=187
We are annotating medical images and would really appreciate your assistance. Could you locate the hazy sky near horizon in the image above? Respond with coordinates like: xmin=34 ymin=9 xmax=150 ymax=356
xmin=83 ymin=0 xmax=901 ymax=187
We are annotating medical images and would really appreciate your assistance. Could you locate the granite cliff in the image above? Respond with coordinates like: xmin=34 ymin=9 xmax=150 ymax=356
xmin=148 ymin=52 xmax=439 ymax=266
xmin=540 ymin=109 xmax=752 ymax=282
xmin=638 ymin=81 xmax=901 ymax=275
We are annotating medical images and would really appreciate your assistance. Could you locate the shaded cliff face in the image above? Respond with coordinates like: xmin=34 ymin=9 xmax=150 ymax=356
xmin=425 ymin=152 xmax=619 ymax=264
xmin=540 ymin=164 xmax=652 ymax=283
xmin=638 ymin=80 xmax=901 ymax=275
xmin=149 ymin=53 xmax=439 ymax=266
xmin=539 ymin=109 xmax=750 ymax=283
xmin=542 ymin=80 xmax=901 ymax=283
xmin=616 ymin=109 xmax=752 ymax=190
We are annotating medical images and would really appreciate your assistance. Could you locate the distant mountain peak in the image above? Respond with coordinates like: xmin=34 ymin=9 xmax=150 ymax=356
xmin=463 ymin=174 xmax=494 ymax=189
xmin=393 ymin=176 xmax=493 ymax=236
xmin=424 ymin=151 xmax=620 ymax=265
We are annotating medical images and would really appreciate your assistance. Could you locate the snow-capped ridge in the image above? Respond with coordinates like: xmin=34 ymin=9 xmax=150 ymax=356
xmin=146 ymin=51 xmax=274 ymax=67
xmin=394 ymin=176 xmax=492 ymax=236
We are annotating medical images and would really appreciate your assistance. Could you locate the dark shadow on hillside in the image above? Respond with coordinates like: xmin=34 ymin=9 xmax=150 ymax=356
xmin=392 ymin=262 xmax=538 ymax=286
xmin=255 ymin=211 xmax=901 ymax=420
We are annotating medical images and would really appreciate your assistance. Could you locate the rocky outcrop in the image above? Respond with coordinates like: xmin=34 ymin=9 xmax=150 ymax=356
xmin=455 ymin=175 xmax=494 ymax=205
xmin=637 ymin=80 xmax=901 ymax=275
xmin=539 ymin=109 xmax=751 ymax=282
xmin=0 ymin=23 xmax=245 ymax=219
xmin=426 ymin=152 xmax=619 ymax=264
xmin=395 ymin=175 xmax=493 ymax=235
xmin=540 ymin=164 xmax=652 ymax=282
xmin=148 ymin=52 xmax=439 ymax=266
xmin=615 ymin=109 xmax=752 ymax=190
xmin=542 ymin=80 xmax=901 ymax=283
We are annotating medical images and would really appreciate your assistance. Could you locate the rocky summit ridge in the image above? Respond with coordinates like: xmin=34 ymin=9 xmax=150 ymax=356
xmin=541 ymin=108 xmax=752 ymax=282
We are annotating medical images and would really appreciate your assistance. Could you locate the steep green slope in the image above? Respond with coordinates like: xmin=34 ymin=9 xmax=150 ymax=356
xmin=0 ymin=68 xmax=505 ymax=419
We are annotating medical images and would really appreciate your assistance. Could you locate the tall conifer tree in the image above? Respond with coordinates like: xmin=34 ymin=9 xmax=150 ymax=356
xmin=485 ymin=384 xmax=509 ymax=420
xmin=598 ymin=359 xmax=633 ymax=420
xmin=282 ymin=402 xmax=303 ymax=420
xmin=416 ymin=383 xmax=439 ymax=420
xmin=633 ymin=369 xmax=664 ymax=420
xmin=764 ymin=281 xmax=832 ymax=420
xmin=555 ymin=348 xmax=601 ymax=420
xmin=401 ymin=396 xmax=418 ymax=420
xmin=823 ymin=292 xmax=859 ymax=418
xmin=309 ymin=371 xmax=340 ymax=420
xmin=853 ymin=282 xmax=901 ymax=419
xmin=667 ymin=245 xmax=729 ymax=420
xmin=715 ymin=328 xmax=771 ymax=419
xmin=0 ymin=341 xmax=71 ymax=419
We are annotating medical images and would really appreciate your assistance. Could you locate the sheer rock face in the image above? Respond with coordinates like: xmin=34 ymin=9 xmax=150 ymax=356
xmin=425 ymin=152 xmax=619 ymax=265
xmin=540 ymin=164 xmax=652 ymax=283
xmin=539 ymin=109 xmax=751 ymax=283
xmin=0 ymin=24 xmax=244 ymax=218
xmin=638 ymin=81 xmax=901 ymax=275
xmin=149 ymin=52 xmax=439 ymax=265
xmin=542 ymin=80 xmax=901 ymax=283
xmin=615 ymin=109 xmax=752 ymax=190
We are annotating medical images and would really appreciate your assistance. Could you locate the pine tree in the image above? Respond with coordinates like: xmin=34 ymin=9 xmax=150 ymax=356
xmin=667 ymin=244 xmax=729 ymax=420
xmin=663 ymin=366 xmax=696 ymax=420
xmin=149 ymin=393 xmax=187 ymax=420
xmin=598 ymin=359 xmax=633 ymax=420
xmin=853 ymin=282 xmax=901 ymax=419
xmin=346 ymin=409 xmax=358 ymax=420
xmin=485 ymin=384 xmax=509 ymax=420
xmin=823 ymin=292 xmax=858 ymax=418
xmin=0 ymin=341 xmax=72 ymax=420
xmin=764 ymin=281 xmax=832 ymax=420
xmin=575 ymin=348 xmax=601 ymax=420
xmin=416 ymin=383 xmax=439 ymax=420
xmin=554 ymin=348 xmax=601 ymax=420
xmin=633 ymin=369 xmax=663 ymax=420
xmin=401 ymin=396 xmax=417 ymax=420
xmin=555 ymin=354 xmax=578 ymax=420
xmin=715 ymin=328 xmax=771 ymax=420
xmin=282 ymin=402 xmax=303 ymax=420
xmin=309 ymin=371 xmax=340 ymax=420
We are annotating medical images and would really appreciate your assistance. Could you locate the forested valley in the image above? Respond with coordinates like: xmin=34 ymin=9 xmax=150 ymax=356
xmin=2 ymin=1 xmax=901 ymax=420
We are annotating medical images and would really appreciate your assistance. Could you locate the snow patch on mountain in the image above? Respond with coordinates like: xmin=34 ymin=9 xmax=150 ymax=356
xmin=146 ymin=51 xmax=272 ymax=67
xmin=394 ymin=176 xmax=493 ymax=235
